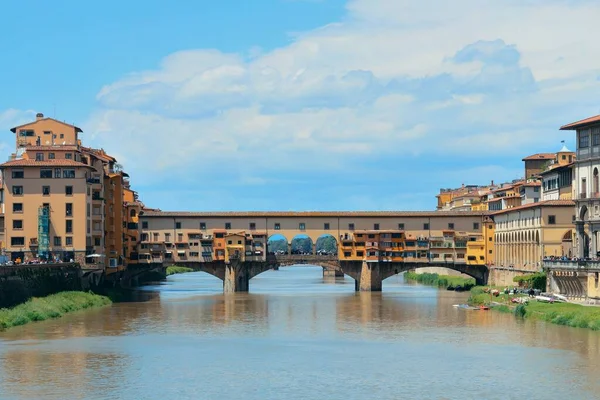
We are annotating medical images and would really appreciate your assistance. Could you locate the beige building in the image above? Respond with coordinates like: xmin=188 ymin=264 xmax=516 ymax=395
xmin=493 ymin=200 xmax=575 ymax=270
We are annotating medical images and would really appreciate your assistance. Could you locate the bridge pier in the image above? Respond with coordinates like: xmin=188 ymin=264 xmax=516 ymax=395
xmin=356 ymin=261 xmax=383 ymax=292
xmin=323 ymin=268 xmax=344 ymax=278
xmin=223 ymin=262 xmax=250 ymax=293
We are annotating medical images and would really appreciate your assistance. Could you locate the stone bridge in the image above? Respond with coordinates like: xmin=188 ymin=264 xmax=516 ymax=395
xmin=171 ymin=254 xmax=489 ymax=293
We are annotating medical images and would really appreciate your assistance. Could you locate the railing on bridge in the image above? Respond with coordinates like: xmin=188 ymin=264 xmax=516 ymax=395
xmin=543 ymin=260 xmax=600 ymax=271
xmin=266 ymin=254 xmax=338 ymax=265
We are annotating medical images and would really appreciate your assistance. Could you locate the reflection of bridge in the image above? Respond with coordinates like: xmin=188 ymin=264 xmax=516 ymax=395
xmin=170 ymin=255 xmax=489 ymax=293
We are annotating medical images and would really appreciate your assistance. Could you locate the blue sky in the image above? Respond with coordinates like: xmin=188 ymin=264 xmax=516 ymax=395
xmin=1 ymin=0 xmax=599 ymax=211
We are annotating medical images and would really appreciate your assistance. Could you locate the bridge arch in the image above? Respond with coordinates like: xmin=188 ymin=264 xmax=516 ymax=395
xmin=315 ymin=234 xmax=337 ymax=256
xmin=268 ymin=233 xmax=289 ymax=255
xmin=290 ymin=234 xmax=314 ymax=255
xmin=380 ymin=263 xmax=488 ymax=286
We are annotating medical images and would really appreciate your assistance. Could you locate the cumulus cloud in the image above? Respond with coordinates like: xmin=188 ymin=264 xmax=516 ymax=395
xmin=85 ymin=0 xmax=600 ymax=210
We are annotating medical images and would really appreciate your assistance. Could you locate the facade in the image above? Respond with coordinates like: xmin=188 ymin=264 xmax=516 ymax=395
xmin=0 ymin=113 xmax=142 ymax=270
xmin=522 ymin=153 xmax=557 ymax=179
xmin=138 ymin=211 xmax=495 ymax=266
xmin=539 ymin=162 xmax=574 ymax=201
xmin=494 ymin=200 xmax=575 ymax=270
xmin=560 ymin=114 xmax=600 ymax=258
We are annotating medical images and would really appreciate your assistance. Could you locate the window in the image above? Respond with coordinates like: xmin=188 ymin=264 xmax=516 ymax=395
xmin=374 ymin=223 xmax=380 ymax=230
xmin=228 ymin=240 xmax=233 ymax=245
xmin=66 ymin=237 xmax=73 ymax=246
xmin=548 ymin=215 xmax=556 ymax=225
xmin=448 ymin=223 xmax=454 ymax=230
xmin=54 ymin=168 xmax=61 ymax=178
xmin=54 ymin=237 xmax=62 ymax=246
xmin=237 ymin=240 xmax=242 ymax=245
xmin=13 ymin=203 xmax=23 ymax=213
xmin=11 ymin=237 xmax=25 ymax=246
xmin=60 ymin=134 xmax=64 ymax=138
xmin=43 ymin=186 xmax=50 ymax=196
xmin=153 ymin=233 xmax=159 ymax=241
xmin=19 ymin=130 xmax=34 ymax=137
xmin=12 ymin=220 xmax=23 ymax=230
xmin=356 ymin=251 xmax=364 ymax=257
xmin=94 ymin=237 xmax=101 ymax=246
xmin=489 ymin=237 xmax=493 ymax=241
xmin=593 ymin=128 xmax=600 ymax=146
xmin=66 ymin=203 xmax=73 ymax=217
xmin=348 ymin=223 xmax=355 ymax=230
xmin=200 ymin=222 xmax=206 ymax=230
xmin=225 ymin=222 xmax=231 ymax=230
xmin=11 ymin=170 xmax=24 ymax=179
xmin=62 ymin=169 xmax=75 ymax=178
xmin=175 ymin=222 xmax=182 ymax=229
xmin=299 ymin=223 xmax=306 ymax=230
xmin=473 ymin=222 xmax=480 ymax=230
xmin=324 ymin=223 xmax=330 ymax=230
xmin=398 ymin=223 xmax=405 ymax=230
xmin=64 ymin=185 xmax=73 ymax=196
xmin=36 ymin=153 xmax=44 ymax=161
xmin=66 ymin=220 xmax=73 ymax=233
xmin=249 ymin=222 xmax=256 ymax=230
xmin=423 ymin=223 xmax=430 ymax=230
xmin=40 ymin=169 xmax=52 ymax=178
xmin=489 ymin=250 xmax=493 ymax=254
xmin=65 ymin=153 xmax=73 ymax=159
xmin=344 ymin=252 xmax=351 ymax=257
xmin=165 ymin=233 xmax=171 ymax=242
xmin=580 ymin=130 xmax=590 ymax=148
xmin=274 ymin=223 xmax=281 ymax=230
xmin=49 ymin=153 xmax=55 ymax=159
xmin=12 ymin=186 xmax=23 ymax=195
xmin=142 ymin=221 xmax=148 ymax=229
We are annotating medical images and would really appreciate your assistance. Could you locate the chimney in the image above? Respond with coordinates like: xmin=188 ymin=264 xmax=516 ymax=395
xmin=491 ymin=180 xmax=494 ymax=186
xmin=36 ymin=113 xmax=44 ymax=121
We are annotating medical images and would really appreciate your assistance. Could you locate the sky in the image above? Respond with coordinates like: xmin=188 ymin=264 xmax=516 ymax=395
xmin=1 ymin=0 xmax=599 ymax=211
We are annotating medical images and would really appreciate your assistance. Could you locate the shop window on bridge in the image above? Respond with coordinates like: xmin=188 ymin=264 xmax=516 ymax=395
xmin=356 ymin=251 xmax=364 ymax=257
xmin=468 ymin=256 xmax=476 ymax=261
xmin=368 ymin=234 xmax=375 ymax=239
xmin=479 ymin=256 xmax=484 ymax=260
xmin=392 ymin=233 xmax=402 ymax=238
xmin=344 ymin=252 xmax=352 ymax=257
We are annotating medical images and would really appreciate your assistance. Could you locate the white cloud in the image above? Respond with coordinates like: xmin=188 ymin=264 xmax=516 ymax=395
xmin=85 ymin=0 xmax=600 ymax=209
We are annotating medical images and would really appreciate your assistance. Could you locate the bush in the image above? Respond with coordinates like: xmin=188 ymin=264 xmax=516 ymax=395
xmin=514 ymin=304 xmax=527 ymax=317
xmin=405 ymin=272 xmax=475 ymax=290
xmin=166 ymin=266 xmax=194 ymax=276
xmin=513 ymin=273 xmax=546 ymax=290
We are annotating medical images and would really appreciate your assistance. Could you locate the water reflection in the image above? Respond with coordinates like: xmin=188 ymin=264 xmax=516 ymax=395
xmin=0 ymin=266 xmax=599 ymax=400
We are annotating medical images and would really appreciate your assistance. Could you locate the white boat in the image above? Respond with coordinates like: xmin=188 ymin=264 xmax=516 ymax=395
xmin=535 ymin=295 xmax=553 ymax=303
xmin=553 ymin=294 xmax=568 ymax=302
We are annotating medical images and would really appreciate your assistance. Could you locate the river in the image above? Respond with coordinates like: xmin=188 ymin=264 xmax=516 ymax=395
xmin=1 ymin=266 xmax=599 ymax=400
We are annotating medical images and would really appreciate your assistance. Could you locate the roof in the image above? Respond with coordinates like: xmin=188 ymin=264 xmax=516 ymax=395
xmin=0 ymin=159 xmax=94 ymax=168
xmin=23 ymin=145 xmax=79 ymax=151
xmin=141 ymin=210 xmax=491 ymax=218
xmin=560 ymin=115 xmax=600 ymax=130
xmin=522 ymin=153 xmax=555 ymax=161
xmin=492 ymin=200 xmax=575 ymax=215
xmin=522 ymin=181 xmax=541 ymax=187
xmin=80 ymin=147 xmax=117 ymax=163
xmin=10 ymin=117 xmax=82 ymax=133
xmin=538 ymin=162 xmax=574 ymax=176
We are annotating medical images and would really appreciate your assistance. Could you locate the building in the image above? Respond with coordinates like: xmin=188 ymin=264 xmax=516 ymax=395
xmin=493 ymin=200 xmax=575 ymax=269
xmin=0 ymin=113 xmax=141 ymax=271
xmin=560 ymin=114 xmax=600 ymax=258
xmin=539 ymin=162 xmax=574 ymax=201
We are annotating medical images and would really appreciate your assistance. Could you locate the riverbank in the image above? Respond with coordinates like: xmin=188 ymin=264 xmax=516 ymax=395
xmin=468 ymin=286 xmax=600 ymax=331
xmin=166 ymin=266 xmax=194 ymax=276
xmin=0 ymin=291 xmax=111 ymax=331
xmin=404 ymin=271 xmax=475 ymax=290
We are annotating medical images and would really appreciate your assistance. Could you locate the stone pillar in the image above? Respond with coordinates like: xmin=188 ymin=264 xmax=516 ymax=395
xmin=592 ymin=229 xmax=598 ymax=258
xmin=576 ymin=222 xmax=585 ymax=258
xmin=223 ymin=261 xmax=250 ymax=293
xmin=287 ymin=243 xmax=292 ymax=255
xmin=356 ymin=261 xmax=382 ymax=292
xmin=323 ymin=268 xmax=344 ymax=277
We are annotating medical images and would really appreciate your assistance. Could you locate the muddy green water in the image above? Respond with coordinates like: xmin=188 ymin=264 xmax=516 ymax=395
xmin=1 ymin=266 xmax=599 ymax=400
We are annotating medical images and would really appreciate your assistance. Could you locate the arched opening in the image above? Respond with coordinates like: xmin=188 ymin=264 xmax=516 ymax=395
xmin=267 ymin=234 xmax=288 ymax=255
xmin=315 ymin=234 xmax=337 ymax=256
xmin=580 ymin=205 xmax=588 ymax=221
xmin=594 ymin=168 xmax=599 ymax=196
xmin=562 ymin=230 xmax=573 ymax=257
xmin=290 ymin=234 xmax=313 ymax=255
xmin=130 ymin=209 xmax=137 ymax=218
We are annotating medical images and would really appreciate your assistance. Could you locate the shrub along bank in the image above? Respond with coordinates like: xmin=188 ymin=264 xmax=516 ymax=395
xmin=404 ymin=272 xmax=475 ymax=290
xmin=467 ymin=286 xmax=600 ymax=331
xmin=166 ymin=266 xmax=194 ymax=276
xmin=0 ymin=291 xmax=112 ymax=331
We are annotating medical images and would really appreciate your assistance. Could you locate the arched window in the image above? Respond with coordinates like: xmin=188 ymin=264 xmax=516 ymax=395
xmin=130 ymin=209 xmax=137 ymax=218
xmin=593 ymin=168 xmax=599 ymax=196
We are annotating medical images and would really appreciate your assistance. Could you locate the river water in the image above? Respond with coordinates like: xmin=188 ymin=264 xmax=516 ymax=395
xmin=1 ymin=266 xmax=599 ymax=400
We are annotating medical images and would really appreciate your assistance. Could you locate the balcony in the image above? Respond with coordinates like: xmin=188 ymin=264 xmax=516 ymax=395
xmin=127 ymin=222 xmax=138 ymax=230
xmin=92 ymin=193 xmax=104 ymax=202
xmin=87 ymin=177 xmax=102 ymax=185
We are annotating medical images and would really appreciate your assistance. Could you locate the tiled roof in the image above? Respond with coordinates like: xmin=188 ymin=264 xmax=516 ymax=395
xmin=522 ymin=153 xmax=555 ymax=161
xmin=560 ymin=114 xmax=600 ymax=130
xmin=492 ymin=200 xmax=575 ymax=215
xmin=24 ymin=145 xmax=79 ymax=151
xmin=141 ymin=210 xmax=491 ymax=218
xmin=0 ymin=159 xmax=94 ymax=168
xmin=538 ymin=162 xmax=574 ymax=176
xmin=10 ymin=117 xmax=83 ymax=133
xmin=522 ymin=181 xmax=541 ymax=187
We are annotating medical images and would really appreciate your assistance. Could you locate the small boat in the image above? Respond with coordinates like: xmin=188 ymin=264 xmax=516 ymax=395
xmin=536 ymin=295 xmax=554 ymax=303
xmin=479 ymin=305 xmax=489 ymax=311
xmin=553 ymin=294 xmax=568 ymax=302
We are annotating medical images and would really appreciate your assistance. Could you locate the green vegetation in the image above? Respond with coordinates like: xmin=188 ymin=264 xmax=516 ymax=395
xmin=513 ymin=273 xmax=546 ymax=290
xmin=467 ymin=286 xmax=600 ymax=331
xmin=405 ymin=272 xmax=475 ymax=290
xmin=166 ymin=266 xmax=194 ymax=276
xmin=0 ymin=291 xmax=111 ymax=331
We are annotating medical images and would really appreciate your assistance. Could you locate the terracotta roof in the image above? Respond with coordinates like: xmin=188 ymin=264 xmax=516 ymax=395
xmin=0 ymin=159 xmax=94 ymax=168
xmin=492 ymin=200 xmax=575 ymax=215
xmin=560 ymin=114 xmax=600 ymax=130
xmin=24 ymin=145 xmax=79 ymax=151
xmin=522 ymin=153 xmax=555 ymax=161
xmin=10 ymin=117 xmax=82 ymax=133
xmin=141 ymin=210 xmax=491 ymax=218
xmin=80 ymin=147 xmax=117 ymax=162
xmin=538 ymin=162 xmax=574 ymax=176
xmin=522 ymin=181 xmax=541 ymax=187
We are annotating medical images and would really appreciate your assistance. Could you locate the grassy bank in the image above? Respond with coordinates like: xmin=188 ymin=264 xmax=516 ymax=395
xmin=0 ymin=291 xmax=112 ymax=331
xmin=468 ymin=286 xmax=600 ymax=331
xmin=166 ymin=266 xmax=194 ymax=276
xmin=405 ymin=271 xmax=475 ymax=290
